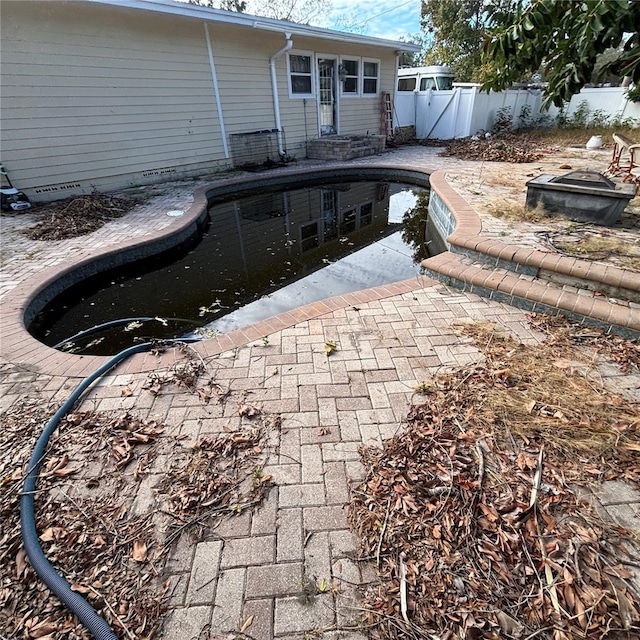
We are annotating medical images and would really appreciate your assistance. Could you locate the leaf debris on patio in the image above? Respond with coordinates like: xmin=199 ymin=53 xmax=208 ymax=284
xmin=350 ymin=320 xmax=639 ymax=640
xmin=1 ymin=356 xmax=275 ymax=639
xmin=438 ymin=134 xmax=545 ymax=163
xmin=23 ymin=193 xmax=140 ymax=241
xmin=1 ymin=402 xmax=168 ymax=639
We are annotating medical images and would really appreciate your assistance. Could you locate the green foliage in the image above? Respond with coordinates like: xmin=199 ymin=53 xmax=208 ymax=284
xmin=627 ymin=83 xmax=640 ymax=103
xmin=398 ymin=33 xmax=428 ymax=67
xmin=401 ymin=192 xmax=430 ymax=263
xmin=421 ymin=0 xmax=487 ymax=82
xmin=486 ymin=104 xmax=553 ymax=134
xmin=491 ymin=106 xmax=514 ymax=135
xmin=554 ymin=100 xmax=640 ymax=129
xmin=481 ymin=0 xmax=640 ymax=109
xmin=515 ymin=103 xmax=553 ymax=129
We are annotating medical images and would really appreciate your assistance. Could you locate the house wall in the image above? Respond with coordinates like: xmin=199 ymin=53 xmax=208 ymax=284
xmin=1 ymin=1 xmax=400 ymax=201
xmin=1 ymin=2 xmax=226 ymax=198
xmin=205 ymin=181 xmax=388 ymax=280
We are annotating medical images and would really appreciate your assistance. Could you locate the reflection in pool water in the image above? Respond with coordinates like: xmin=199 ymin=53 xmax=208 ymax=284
xmin=30 ymin=180 xmax=440 ymax=355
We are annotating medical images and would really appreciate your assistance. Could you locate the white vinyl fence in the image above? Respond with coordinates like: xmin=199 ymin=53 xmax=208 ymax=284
xmin=546 ymin=87 xmax=640 ymax=124
xmin=395 ymin=85 xmax=639 ymax=140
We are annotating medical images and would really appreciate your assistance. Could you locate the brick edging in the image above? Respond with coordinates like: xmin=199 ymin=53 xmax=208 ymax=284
xmin=428 ymin=171 xmax=640 ymax=295
xmin=1 ymin=162 xmax=439 ymax=377
xmin=5 ymin=161 xmax=634 ymax=378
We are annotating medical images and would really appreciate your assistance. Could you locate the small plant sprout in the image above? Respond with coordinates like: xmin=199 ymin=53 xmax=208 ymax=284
xmin=316 ymin=577 xmax=330 ymax=593
xmin=415 ymin=380 xmax=433 ymax=394
xmin=251 ymin=467 xmax=263 ymax=488
xmin=261 ymin=336 xmax=270 ymax=347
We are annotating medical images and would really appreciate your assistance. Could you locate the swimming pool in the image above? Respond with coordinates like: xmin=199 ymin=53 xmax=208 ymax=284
xmin=28 ymin=169 xmax=440 ymax=355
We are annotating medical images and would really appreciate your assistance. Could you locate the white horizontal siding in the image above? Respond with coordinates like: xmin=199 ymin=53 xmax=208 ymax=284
xmin=1 ymin=1 xmax=403 ymax=199
xmin=206 ymin=30 xmax=278 ymax=136
xmin=338 ymin=53 xmax=396 ymax=136
xmin=1 ymin=1 xmax=225 ymax=196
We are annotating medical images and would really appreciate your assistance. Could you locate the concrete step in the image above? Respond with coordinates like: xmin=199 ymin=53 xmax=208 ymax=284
xmin=422 ymin=252 xmax=640 ymax=339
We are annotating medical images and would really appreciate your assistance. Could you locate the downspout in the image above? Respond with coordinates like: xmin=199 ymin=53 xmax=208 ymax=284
xmin=269 ymin=32 xmax=293 ymax=157
xmin=204 ymin=23 xmax=229 ymax=159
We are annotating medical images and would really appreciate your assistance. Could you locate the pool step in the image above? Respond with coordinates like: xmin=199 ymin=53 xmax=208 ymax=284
xmin=448 ymin=243 xmax=640 ymax=305
xmin=421 ymin=252 xmax=640 ymax=339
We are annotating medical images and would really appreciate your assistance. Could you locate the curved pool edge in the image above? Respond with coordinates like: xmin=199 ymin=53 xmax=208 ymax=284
xmin=424 ymin=171 xmax=640 ymax=337
xmin=0 ymin=162 xmax=438 ymax=377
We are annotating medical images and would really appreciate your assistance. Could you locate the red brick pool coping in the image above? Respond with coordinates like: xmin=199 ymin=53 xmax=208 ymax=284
xmin=426 ymin=172 xmax=640 ymax=334
xmin=1 ymin=163 xmax=638 ymax=378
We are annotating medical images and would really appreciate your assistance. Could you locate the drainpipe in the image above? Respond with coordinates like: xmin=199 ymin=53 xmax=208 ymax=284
xmin=204 ymin=23 xmax=230 ymax=159
xmin=269 ymin=33 xmax=293 ymax=157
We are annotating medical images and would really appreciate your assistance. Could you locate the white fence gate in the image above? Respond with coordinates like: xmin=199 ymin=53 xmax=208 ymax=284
xmin=414 ymin=89 xmax=476 ymax=139
xmin=395 ymin=85 xmax=638 ymax=140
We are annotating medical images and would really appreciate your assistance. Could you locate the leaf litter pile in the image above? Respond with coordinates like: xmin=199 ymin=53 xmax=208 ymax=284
xmin=1 ymin=354 xmax=276 ymax=639
xmin=350 ymin=318 xmax=640 ymax=640
xmin=437 ymin=134 xmax=544 ymax=163
xmin=24 ymin=192 xmax=140 ymax=241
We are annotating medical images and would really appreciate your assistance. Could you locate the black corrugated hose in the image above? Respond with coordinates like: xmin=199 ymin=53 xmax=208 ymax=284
xmin=20 ymin=338 xmax=199 ymax=639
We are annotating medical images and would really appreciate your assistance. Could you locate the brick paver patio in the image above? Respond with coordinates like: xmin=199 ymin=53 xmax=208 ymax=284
xmin=1 ymin=146 xmax=638 ymax=639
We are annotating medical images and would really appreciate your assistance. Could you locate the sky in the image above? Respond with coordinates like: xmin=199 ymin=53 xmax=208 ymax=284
xmin=318 ymin=0 xmax=422 ymax=42
xmin=175 ymin=0 xmax=423 ymax=43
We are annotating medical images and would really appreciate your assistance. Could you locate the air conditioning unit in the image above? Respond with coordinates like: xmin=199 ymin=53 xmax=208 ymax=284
xmin=230 ymin=129 xmax=281 ymax=170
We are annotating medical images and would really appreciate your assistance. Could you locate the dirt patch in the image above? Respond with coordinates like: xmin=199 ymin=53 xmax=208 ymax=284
xmin=534 ymin=227 xmax=640 ymax=271
xmin=525 ymin=127 xmax=640 ymax=149
xmin=22 ymin=193 xmax=140 ymax=241
xmin=350 ymin=318 xmax=640 ymax=640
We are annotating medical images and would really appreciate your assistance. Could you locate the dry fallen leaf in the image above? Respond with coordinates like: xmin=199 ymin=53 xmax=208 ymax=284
xmin=349 ymin=320 xmax=640 ymax=640
xmin=495 ymin=610 xmax=523 ymax=636
xmin=28 ymin=621 xmax=58 ymax=638
xmin=132 ymin=539 xmax=147 ymax=562
xmin=15 ymin=548 xmax=27 ymax=578
xmin=239 ymin=615 xmax=254 ymax=633
xmin=238 ymin=403 xmax=260 ymax=419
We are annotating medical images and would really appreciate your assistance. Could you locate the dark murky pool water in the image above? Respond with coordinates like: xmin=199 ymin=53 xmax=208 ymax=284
xmin=30 ymin=180 xmax=441 ymax=355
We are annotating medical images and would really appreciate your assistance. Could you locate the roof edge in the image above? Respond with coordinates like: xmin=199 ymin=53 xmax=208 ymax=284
xmin=81 ymin=0 xmax=422 ymax=51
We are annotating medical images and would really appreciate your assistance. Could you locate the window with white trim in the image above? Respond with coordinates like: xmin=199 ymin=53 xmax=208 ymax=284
xmin=362 ymin=59 xmax=379 ymax=95
xmin=300 ymin=221 xmax=319 ymax=251
xmin=340 ymin=58 xmax=359 ymax=95
xmin=287 ymin=52 xmax=314 ymax=97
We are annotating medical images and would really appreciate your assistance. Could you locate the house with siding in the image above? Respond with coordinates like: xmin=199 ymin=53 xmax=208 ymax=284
xmin=1 ymin=0 xmax=420 ymax=201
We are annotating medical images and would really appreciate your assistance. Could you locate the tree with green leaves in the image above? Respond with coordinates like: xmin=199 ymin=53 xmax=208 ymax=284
xmin=481 ymin=0 xmax=640 ymax=107
xmin=420 ymin=0 xmax=487 ymax=81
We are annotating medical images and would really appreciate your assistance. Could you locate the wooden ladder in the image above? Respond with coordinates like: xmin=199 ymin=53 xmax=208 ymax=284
xmin=381 ymin=91 xmax=393 ymax=139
